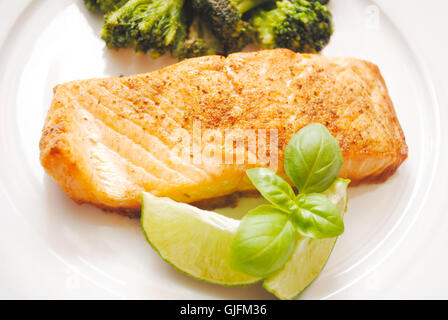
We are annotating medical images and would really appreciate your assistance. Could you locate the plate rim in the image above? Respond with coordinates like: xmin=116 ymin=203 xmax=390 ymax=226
xmin=0 ymin=0 xmax=446 ymax=299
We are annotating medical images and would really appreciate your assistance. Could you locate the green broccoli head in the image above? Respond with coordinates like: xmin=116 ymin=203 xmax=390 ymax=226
xmin=84 ymin=0 xmax=129 ymax=13
xmin=172 ymin=16 xmax=225 ymax=59
xmin=251 ymin=0 xmax=333 ymax=53
xmin=191 ymin=0 xmax=272 ymax=54
xmin=101 ymin=0 xmax=186 ymax=57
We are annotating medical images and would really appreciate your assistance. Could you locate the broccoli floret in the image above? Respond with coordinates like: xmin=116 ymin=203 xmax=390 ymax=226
xmin=191 ymin=0 xmax=272 ymax=54
xmin=173 ymin=16 xmax=225 ymax=59
xmin=84 ymin=0 xmax=129 ymax=13
xmin=101 ymin=0 xmax=186 ymax=57
xmin=251 ymin=0 xmax=333 ymax=53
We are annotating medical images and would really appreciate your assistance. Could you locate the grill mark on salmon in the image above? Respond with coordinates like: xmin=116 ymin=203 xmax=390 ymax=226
xmin=62 ymin=88 xmax=169 ymax=191
xmin=80 ymin=81 xmax=209 ymax=184
xmin=78 ymin=85 xmax=197 ymax=186
xmin=40 ymin=49 xmax=408 ymax=216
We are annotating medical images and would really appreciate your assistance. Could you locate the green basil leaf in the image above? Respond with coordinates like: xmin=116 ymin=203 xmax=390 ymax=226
xmin=246 ymin=168 xmax=297 ymax=213
xmin=293 ymin=193 xmax=344 ymax=239
xmin=230 ymin=205 xmax=296 ymax=277
xmin=284 ymin=123 xmax=343 ymax=194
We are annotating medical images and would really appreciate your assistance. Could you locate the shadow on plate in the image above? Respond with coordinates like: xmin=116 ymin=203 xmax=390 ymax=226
xmin=42 ymin=176 xmax=274 ymax=299
xmin=101 ymin=47 xmax=178 ymax=77
xmin=41 ymin=166 xmax=399 ymax=299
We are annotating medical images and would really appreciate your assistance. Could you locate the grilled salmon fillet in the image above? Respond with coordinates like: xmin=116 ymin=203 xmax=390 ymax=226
xmin=40 ymin=49 xmax=407 ymax=216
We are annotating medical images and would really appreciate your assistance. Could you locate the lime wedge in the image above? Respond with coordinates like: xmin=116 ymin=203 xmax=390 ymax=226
xmin=263 ymin=178 xmax=350 ymax=300
xmin=141 ymin=193 xmax=260 ymax=286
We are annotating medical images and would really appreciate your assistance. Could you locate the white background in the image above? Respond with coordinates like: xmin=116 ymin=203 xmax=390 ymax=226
xmin=0 ymin=0 xmax=447 ymax=299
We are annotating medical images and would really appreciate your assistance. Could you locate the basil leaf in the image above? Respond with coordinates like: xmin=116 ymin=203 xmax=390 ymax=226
xmin=230 ymin=205 xmax=296 ymax=277
xmin=293 ymin=193 xmax=344 ymax=239
xmin=284 ymin=123 xmax=343 ymax=194
xmin=246 ymin=168 xmax=297 ymax=213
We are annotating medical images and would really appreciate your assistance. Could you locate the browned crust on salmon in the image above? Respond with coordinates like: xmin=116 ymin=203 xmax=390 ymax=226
xmin=40 ymin=49 xmax=408 ymax=217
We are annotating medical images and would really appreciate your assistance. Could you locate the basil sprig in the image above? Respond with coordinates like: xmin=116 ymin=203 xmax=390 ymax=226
xmin=285 ymin=123 xmax=343 ymax=194
xmin=230 ymin=123 xmax=345 ymax=278
xmin=293 ymin=193 xmax=344 ymax=239
xmin=230 ymin=205 xmax=296 ymax=277
xmin=246 ymin=168 xmax=297 ymax=213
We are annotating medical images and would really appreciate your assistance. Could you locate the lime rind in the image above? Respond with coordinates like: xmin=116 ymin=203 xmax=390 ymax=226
xmin=262 ymin=178 xmax=349 ymax=300
xmin=141 ymin=178 xmax=348 ymax=295
xmin=141 ymin=193 xmax=261 ymax=287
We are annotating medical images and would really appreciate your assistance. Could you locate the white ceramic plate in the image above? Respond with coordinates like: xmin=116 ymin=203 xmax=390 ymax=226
xmin=0 ymin=0 xmax=447 ymax=299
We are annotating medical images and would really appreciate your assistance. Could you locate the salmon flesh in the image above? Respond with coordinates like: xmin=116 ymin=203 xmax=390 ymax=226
xmin=40 ymin=49 xmax=408 ymax=216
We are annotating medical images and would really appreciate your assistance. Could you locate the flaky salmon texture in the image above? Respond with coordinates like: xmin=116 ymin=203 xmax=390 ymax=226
xmin=40 ymin=49 xmax=408 ymax=217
